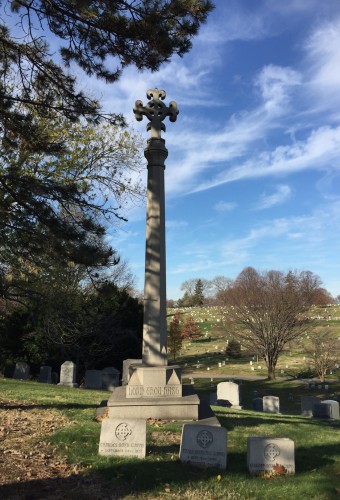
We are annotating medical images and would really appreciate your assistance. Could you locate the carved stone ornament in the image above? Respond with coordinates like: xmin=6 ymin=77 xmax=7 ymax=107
xmin=133 ymin=88 xmax=179 ymax=139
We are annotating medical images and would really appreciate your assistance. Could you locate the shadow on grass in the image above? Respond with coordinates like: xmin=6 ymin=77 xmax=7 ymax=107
xmin=0 ymin=402 xmax=98 ymax=411
xmin=0 ymin=441 xmax=338 ymax=500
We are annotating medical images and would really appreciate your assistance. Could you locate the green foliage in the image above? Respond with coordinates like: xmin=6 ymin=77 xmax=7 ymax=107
xmin=192 ymin=279 xmax=204 ymax=307
xmin=0 ymin=115 xmax=143 ymax=301
xmin=226 ymin=338 xmax=241 ymax=358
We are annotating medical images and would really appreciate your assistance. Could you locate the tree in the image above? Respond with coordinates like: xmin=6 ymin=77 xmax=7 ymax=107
xmin=181 ymin=316 xmax=201 ymax=340
xmin=223 ymin=267 xmax=317 ymax=380
xmin=1 ymin=1 xmax=213 ymax=147
xmin=192 ymin=279 xmax=205 ymax=307
xmin=304 ymin=328 xmax=340 ymax=382
xmin=0 ymin=116 xmax=143 ymax=301
xmin=168 ymin=312 xmax=183 ymax=360
xmin=209 ymin=275 xmax=234 ymax=306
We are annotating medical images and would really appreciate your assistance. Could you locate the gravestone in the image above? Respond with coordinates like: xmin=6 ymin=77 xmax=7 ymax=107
xmin=263 ymin=395 xmax=280 ymax=414
xmin=102 ymin=367 xmax=120 ymax=391
xmin=312 ymin=403 xmax=331 ymax=419
xmin=13 ymin=362 xmax=30 ymax=380
xmin=179 ymin=424 xmax=227 ymax=469
xmin=253 ymin=397 xmax=263 ymax=412
xmin=99 ymin=418 xmax=146 ymax=458
xmin=58 ymin=361 xmax=78 ymax=387
xmin=217 ymin=381 xmax=241 ymax=409
xmin=37 ymin=365 xmax=52 ymax=384
xmin=322 ymin=400 xmax=339 ymax=419
xmin=247 ymin=437 xmax=295 ymax=474
xmin=301 ymin=396 xmax=321 ymax=417
xmin=85 ymin=370 xmax=102 ymax=389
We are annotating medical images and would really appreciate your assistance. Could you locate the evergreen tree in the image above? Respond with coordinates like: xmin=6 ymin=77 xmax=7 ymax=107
xmin=168 ymin=312 xmax=183 ymax=360
xmin=192 ymin=279 xmax=205 ymax=307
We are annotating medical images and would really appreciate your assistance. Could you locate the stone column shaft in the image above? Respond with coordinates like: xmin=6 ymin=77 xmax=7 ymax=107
xmin=142 ymin=138 xmax=168 ymax=366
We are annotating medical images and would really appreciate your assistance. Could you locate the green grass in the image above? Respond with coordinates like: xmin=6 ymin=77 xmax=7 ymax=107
xmin=1 ymin=378 xmax=339 ymax=499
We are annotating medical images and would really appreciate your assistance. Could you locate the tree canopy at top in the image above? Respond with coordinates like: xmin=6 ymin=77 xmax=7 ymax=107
xmin=1 ymin=0 xmax=213 ymax=143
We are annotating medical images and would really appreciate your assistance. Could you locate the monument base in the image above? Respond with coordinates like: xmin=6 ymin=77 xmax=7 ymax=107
xmin=107 ymin=384 xmax=200 ymax=420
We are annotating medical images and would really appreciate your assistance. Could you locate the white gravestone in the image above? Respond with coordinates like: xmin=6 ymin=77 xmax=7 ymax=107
xmin=85 ymin=370 xmax=102 ymax=389
xmin=37 ymin=365 xmax=52 ymax=384
xmin=217 ymin=382 xmax=241 ymax=409
xmin=247 ymin=437 xmax=295 ymax=474
xmin=101 ymin=367 xmax=120 ymax=391
xmin=99 ymin=418 xmax=146 ymax=458
xmin=301 ymin=396 xmax=321 ymax=417
xmin=179 ymin=424 xmax=227 ymax=470
xmin=263 ymin=395 xmax=280 ymax=414
xmin=58 ymin=361 xmax=78 ymax=387
xmin=13 ymin=362 xmax=30 ymax=380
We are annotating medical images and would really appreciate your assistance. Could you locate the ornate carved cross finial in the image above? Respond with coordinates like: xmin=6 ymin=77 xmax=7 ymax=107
xmin=133 ymin=88 xmax=179 ymax=139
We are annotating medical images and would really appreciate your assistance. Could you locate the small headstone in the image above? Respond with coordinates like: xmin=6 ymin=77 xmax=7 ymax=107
xmin=99 ymin=418 xmax=146 ymax=458
xmin=37 ymin=365 xmax=52 ymax=384
xmin=251 ymin=367 xmax=255 ymax=371
xmin=179 ymin=424 xmax=227 ymax=470
xmin=263 ymin=396 xmax=280 ymax=414
xmin=58 ymin=361 xmax=78 ymax=387
xmin=85 ymin=370 xmax=102 ymax=389
xmin=101 ymin=367 xmax=120 ymax=391
xmin=252 ymin=397 xmax=263 ymax=412
xmin=301 ymin=396 xmax=321 ymax=417
xmin=217 ymin=381 xmax=241 ymax=409
xmin=247 ymin=437 xmax=295 ymax=474
xmin=13 ymin=362 xmax=30 ymax=380
xmin=315 ymin=400 xmax=339 ymax=420
xmin=218 ymin=362 xmax=222 ymax=368
xmin=313 ymin=403 xmax=332 ymax=419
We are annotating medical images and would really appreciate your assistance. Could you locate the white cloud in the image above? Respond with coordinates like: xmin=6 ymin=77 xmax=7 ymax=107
xmin=255 ymin=184 xmax=292 ymax=210
xmin=213 ymin=201 xmax=237 ymax=212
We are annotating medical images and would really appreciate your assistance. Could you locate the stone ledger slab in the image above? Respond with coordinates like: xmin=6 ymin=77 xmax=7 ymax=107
xmin=99 ymin=418 xmax=146 ymax=458
xmin=179 ymin=424 xmax=227 ymax=469
xmin=247 ymin=437 xmax=295 ymax=475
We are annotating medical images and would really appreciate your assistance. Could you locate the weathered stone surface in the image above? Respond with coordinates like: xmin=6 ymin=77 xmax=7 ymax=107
xmin=126 ymin=365 xmax=182 ymax=399
xmin=122 ymin=359 xmax=142 ymax=385
xmin=179 ymin=424 xmax=227 ymax=469
xmin=263 ymin=395 xmax=280 ymax=414
xmin=321 ymin=400 xmax=340 ymax=419
xmin=101 ymin=367 xmax=120 ymax=391
xmin=37 ymin=366 xmax=52 ymax=384
xmin=13 ymin=362 xmax=30 ymax=380
xmin=98 ymin=418 xmax=146 ymax=458
xmin=301 ymin=396 xmax=321 ymax=417
xmin=217 ymin=382 xmax=241 ymax=408
xmin=247 ymin=437 xmax=295 ymax=474
xmin=58 ymin=361 xmax=78 ymax=388
xmin=252 ymin=397 xmax=263 ymax=412
xmin=84 ymin=370 xmax=102 ymax=389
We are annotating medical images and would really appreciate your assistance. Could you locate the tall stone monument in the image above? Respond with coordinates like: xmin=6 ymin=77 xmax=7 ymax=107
xmin=106 ymin=89 xmax=200 ymax=420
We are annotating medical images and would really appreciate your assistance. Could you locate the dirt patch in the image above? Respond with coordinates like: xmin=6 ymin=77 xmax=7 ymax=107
xmin=0 ymin=398 xmax=114 ymax=499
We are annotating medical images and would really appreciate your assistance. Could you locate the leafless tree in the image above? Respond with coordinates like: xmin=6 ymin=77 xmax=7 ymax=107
xmin=304 ymin=327 xmax=340 ymax=382
xmin=222 ymin=267 xmax=318 ymax=380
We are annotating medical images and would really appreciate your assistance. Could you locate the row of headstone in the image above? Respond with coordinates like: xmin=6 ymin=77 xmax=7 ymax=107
xmin=98 ymin=418 xmax=295 ymax=474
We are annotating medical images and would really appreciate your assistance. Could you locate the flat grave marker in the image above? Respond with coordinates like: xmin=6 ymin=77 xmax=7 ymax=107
xmin=99 ymin=418 xmax=146 ymax=458
xmin=179 ymin=424 xmax=227 ymax=470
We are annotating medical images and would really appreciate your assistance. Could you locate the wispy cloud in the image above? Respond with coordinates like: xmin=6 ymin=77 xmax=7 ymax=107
xmin=255 ymin=184 xmax=292 ymax=210
xmin=213 ymin=201 xmax=237 ymax=212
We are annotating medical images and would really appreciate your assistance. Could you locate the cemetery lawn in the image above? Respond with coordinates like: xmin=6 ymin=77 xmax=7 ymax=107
xmin=1 ymin=378 xmax=339 ymax=499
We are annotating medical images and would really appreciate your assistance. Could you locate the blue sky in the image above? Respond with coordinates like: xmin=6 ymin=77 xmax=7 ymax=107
xmin=81 ymin=0 xmax=340 ymax=300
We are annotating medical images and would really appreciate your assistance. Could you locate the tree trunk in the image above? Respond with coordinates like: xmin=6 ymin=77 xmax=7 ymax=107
xmin=267 ymin=364 xmax=276 ymax=380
